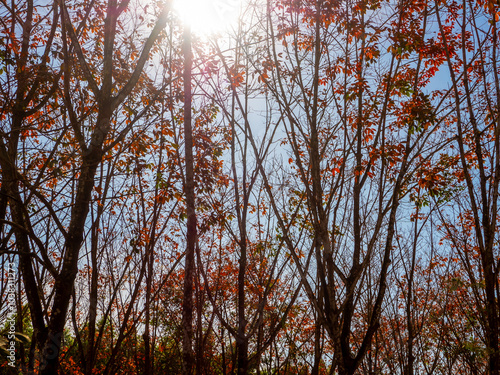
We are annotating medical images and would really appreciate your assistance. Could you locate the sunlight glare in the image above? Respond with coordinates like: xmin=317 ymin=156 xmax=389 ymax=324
xmin=173 ymin=0 xmax=241 ymax=35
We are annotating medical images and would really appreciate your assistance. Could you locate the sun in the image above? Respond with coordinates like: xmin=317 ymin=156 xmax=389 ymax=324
xmin=173 ymin=0 xmax=242 ymax=35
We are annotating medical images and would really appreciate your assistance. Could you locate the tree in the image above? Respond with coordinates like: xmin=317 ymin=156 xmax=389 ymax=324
xmin=435 ymin=0 xmax=500 ymax=373
xmin=255 ymin=0 xmax=448 ymax=373
xmin=181 ymin=17 xmax=198 ymax=374
xmin=192 ymin=14 xmax=305 ymax=372
xmin=0 ymin=0 xmax=172 ymax=372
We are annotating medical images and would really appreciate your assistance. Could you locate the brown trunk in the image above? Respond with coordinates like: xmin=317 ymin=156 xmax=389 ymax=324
xmin=181 ymin=23 xmax=197 ymax=375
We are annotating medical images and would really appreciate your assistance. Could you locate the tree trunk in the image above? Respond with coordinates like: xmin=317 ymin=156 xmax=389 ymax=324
xmin=181 ymin=23 xmax=197 ymax=375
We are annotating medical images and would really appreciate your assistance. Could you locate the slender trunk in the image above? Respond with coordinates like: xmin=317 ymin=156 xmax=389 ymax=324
xmin=312 ymin=319 xmax=322 ymax=375
xmin=181 ymin=24 xmax=196 ymax=375
xmin=86 ymin=201 xmax=100 ymax=375
xmin=144 ymin=245 xmax=153 ymax=375
xmin=221 ymin=328 xmax=227 ymax=375
xmin=237 ymin=234 xmax=248 ymax=374
xmin=405 ymin=204 xmax=418 ymax=375
xmin=196 ymin=268 xmax=203 ymax=374
xmin=0 ymin=185 xmax=7 ymax=236
xmin=483 ymin=250 xmax=499 ymax=375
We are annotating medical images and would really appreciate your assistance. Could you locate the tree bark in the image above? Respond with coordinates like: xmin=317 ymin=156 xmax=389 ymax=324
xmin=181 ymin=23 xmax=197 ymax=375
